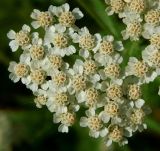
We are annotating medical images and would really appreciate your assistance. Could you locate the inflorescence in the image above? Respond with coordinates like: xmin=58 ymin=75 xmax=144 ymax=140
xmin=8 ymin=2 xmax=159 ymax=147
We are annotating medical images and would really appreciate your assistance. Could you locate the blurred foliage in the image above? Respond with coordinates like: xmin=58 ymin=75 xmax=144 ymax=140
xmin=0 ymin=0 xmax=160 ymax=151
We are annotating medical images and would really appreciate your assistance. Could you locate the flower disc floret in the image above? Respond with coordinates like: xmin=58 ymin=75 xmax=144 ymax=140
xmin=86 ymin=88 xmax=99 ymax=107
xmin=37 ymin=12 xmax=53 ymax=27
xmin=52 ymin=72 xmax=67 ymax=86
xmin=15 ymin=63 xmax=29 ymax=77
xmin=53 ymin=33 xmax=69 ymax=48
xmin=72 ymin=75 xmax=86 ymax=92
xmin=104 ymin=101 xmax=119 ymax=116
xmin=48 ymin=55 xmax=63 ymax=69
xmin=88 ymin=116 xmax=103 ymax=131
xmin=107 ymin=84 xmax=123 ymax=100
xmin=128 ymin=84 xmax=141 ymax=100
xmin=110 ymin=0 xmax=125 ymax=13
xmin=84 ymin=60 xmax=97 ymax=75
xmin=30 ymin=45 xmax=45 ymax=60
xmin=108 ymin=125 xmax=123 ymax=142
xmin=60 ymin=112 xmax=75 ymax=126
xmin=104 ymin=63 xmax=121 ymax=78
xmin=99 ymin=40 xmax=114 ymax=55
xmin=16 ymin=31 xmax=30 ymax=47
xmin=130 ymin=109 xmax=144 ymax=125
xmin=30 ymin=70 xmax=46 ymax=85
xmin=55 ymin=92 xmax=68 ymax=106
xmin=129 ymin=0 xmax=145 ymax=13
xmin=59 ymin=11 xmax=76 ymax=27
xmin=145 ymin=10 xmax=160 ymax=25
xmin=79 ymin=34 xmax=96 ymax=50
xmin=150 ymin=34 xmax=160 ymax=49
xmin=134 ymin=61 xmax=148 ymax=77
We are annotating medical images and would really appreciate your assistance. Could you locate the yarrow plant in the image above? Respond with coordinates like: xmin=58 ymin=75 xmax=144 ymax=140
xmin=8 ymin=1 xmax=160 ymax=148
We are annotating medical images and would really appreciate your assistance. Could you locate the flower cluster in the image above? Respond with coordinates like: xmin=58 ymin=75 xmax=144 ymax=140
xmin=8 ymin=3 xmax=152 ymax=147
xmin=105 ymin=0 xmax=160 ymax=95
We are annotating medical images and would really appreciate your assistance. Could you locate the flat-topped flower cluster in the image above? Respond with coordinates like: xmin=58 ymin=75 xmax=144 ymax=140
xmin=8 ymin=3 xmax=153 ymax=147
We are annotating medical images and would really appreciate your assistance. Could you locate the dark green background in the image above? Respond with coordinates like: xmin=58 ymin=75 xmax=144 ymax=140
xmin=0 ymin=0 xmax=160 ymax=150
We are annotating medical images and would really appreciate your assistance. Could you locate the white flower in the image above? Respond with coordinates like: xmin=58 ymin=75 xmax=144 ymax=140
xmin=126 ymin=101 xmax=150 ymax=132
xmin=76 ymin=87 xmax=105 ymax=110
xmin=47 ymin=69 xmax=69 ymax=93
xmin=72 ymin=59 xmax=100 ymax=83
xmin=53 ymin=109 xmax=75 ymax=133
xmin=8 ymin=53 xmax=31 ymax=83
xmin=31 ymin=9 xmax=53 ymax=29
xmin=127 ymin=0 xmax=145 ymax=14
xmin=7 ymin=24 xmax=31 ymax=52
xmin=46 ymin=90 xmax=69 ymax=113
xmin=97 ymin=35 xmax=124 ymax=55
xmin=22 ymin=56 xmax=49 ymax=92
xmin=121 ymin=13 xmax=142 ymax=41
xmin=105 ymin=125 xmax=128 ymax=146
xmin=142 ymin=25 xmax=160 ymax=49
xmin=49 ymin=3 xmax=83 ymax=27
xmin=71 ymin=27 xmax=101 ymax=58
xmin=26 ymin=69 xmax=48 ymax=92
xmin=44 ymin=24 xmax=76 ymax=57
xmin=144 ymin=9 xmax=160 ymax=26
xmin=106 ymin=81 xmax=123 ymax=101
xmin=105 ymin=0 xmax=126 ymax=16
xmin=33 ymin=89 xmax=48 ymax=108
xmin=80 ymin=109 xmax=108 ymax=138
xmin=97 ymin=54 xmax=123 ymax=80
xmin=125 ymin=57 xmax=157 ymax=83
xmin=100 ymin=99 xmax=123 ymax=124
xmin=22 ymin=32 xmax=47 ymax=62
xmin=142 ymin=45 xmax=160 ymax=71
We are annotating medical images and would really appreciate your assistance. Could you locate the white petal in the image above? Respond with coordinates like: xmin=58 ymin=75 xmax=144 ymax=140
xmin=31 ymin=21 xmax=41 ymax=29
xmin=135 ymin=99 xmax=145 ymax=108
xmin=44 ymin=26 xmax=55 ymax=44
xmin=28 ymin=83 xmax=38 ymax=92
xmin=66 ymin=45 xmax=76 ymax=56
xmin=124 ymin=127 xmax=133 ymax=137
xmin=7 ymin=30 xmax=16 ymax=39
xmin=106 ymin=35 xmax=114 ymax=42
xmin=100 ymin=128 xmax=108 ymax=137
xmin=105 ymin=7 xmax=114 ymax=16
xmin=9 ymin=73 xmax=20 ymax=83
xmin=114 ymin=41 xmax=124 ymax=51
xmin=72 ymin=8 xmax=84 ymax=19
xmin=48 ymin=5 xmax=57 ymax=15
xmin=53 ymin=114 xmax=61 ymax=123
xmin=58 ymin=124 xmax=69 ymax=133
xmin=89 ymin=130 xmax=99 ymax=138
xmin=41 ymin=82 xmax=49 ymax=90
xmin=31 ymin=9 xmax=40 ymax=19
xmin=9 ymin=40 xmax=19 ymax=52
xmin=80 ymin=117 xmax=88 ymax=127
xmin=21 ymin=77 xmax=30 ymax=85
xmin=76 ymin=91 xmax=86 ymax=103
xmin=106 ymin=139 xmax=112 ymax=146
xmin=54 ymin=24 xmax=66 ymax=33
xmin=62 ymin=3 xmax=70 ymax=12
xmin=79 ymin=49 xmax=90 ymax=58
xmin=71 ymin=33 xmax=79 ymax=43
xmin=22 ymin=24 xmax=30 ymax=33
xmin=8 ymin=61 xmax=16 ymax=72
xmin=86 ymin=109 xmax=95 ymax=117
xmin=100 ymin=112 xmax=110 ymax=123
